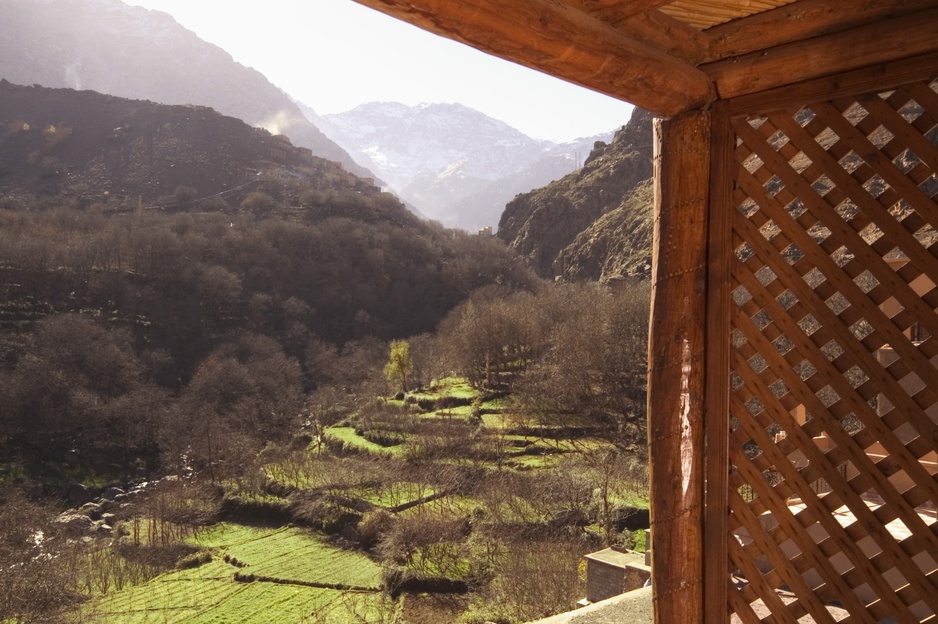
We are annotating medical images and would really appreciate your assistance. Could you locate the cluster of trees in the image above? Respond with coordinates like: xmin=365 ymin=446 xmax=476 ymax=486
xmin=0 ymin=314 xmax=304 ymax=480
xmin=0 ymin=205 xmax=533 ymax=371
xmin=0 ymin=198 xmax=535 ymax=477
xmin=412 ymin=281 xmax=650 ymax=448
xmin=0 ymin=188 xmax=653 ymax=622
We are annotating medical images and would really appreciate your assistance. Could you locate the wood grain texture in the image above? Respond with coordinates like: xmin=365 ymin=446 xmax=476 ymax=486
xmin=727 ymin=51 xmax=938 ymax=116
xmin=703 ymin=100 xmax=732 ymax=624
xmin=615 ymin=8 xmax=710 ymax=64
xmin=705 ymin=0 xmax=936 ymax=62
xmin=704 ymin=7 xmax=938 ymax=100
xmin=649 ymin=110 xmax=710 ymax=623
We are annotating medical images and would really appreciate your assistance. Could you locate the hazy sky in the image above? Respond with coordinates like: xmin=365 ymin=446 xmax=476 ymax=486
xmin=125 ymin=0 xmax=634 ymax=142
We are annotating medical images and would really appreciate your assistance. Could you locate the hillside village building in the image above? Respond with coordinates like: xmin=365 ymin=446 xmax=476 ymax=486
xmin=351 ymin=1 xmax=938 ymax=622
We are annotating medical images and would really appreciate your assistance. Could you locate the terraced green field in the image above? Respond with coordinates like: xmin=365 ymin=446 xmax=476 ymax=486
xmin=358 ymin=482 xmax=437 ymax=508
xmin=91 ymin=574 xmax=382 ymax=624
xmin=324 ymin=426 xmax=400 ymax=456
xmin=408 ymin=377 xmax=478 ymax=401
xmin=86 ymin=525 xmax=386 ymax=624
xmin=237 ymin=532 xmax=377 ymax=587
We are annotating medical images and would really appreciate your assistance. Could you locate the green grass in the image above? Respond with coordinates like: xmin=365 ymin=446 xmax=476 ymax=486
xmin=478 ymin=397 xmax=508 ymax=411
xmin=87 ymin=524 xmax=386 ymax=624
xmin=479 ymin=412 xmax=521 ymax=430
xmin=423 ymin=404 xmax=474 ymax=419
xmin=324 ymin=427 xmax=400 ymax=457
xmin=409 ymin=377 xmax=478 ymax=401
xmin=190 ymin=524 xmax=383 ymax=588
xmin=358 ymin=482 xmax=437 ymax=508
xmin=394 ymin=494 xmax=479 ymax=522
xmin=89 ymin=572 xmax=384 ymax=623
xmin=503 ymin=453 xmax=565 ymax=470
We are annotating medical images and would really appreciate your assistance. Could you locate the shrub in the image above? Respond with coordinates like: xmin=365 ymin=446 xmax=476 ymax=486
xmin=219 ymin=495 xmax=291 ymax=524
xmin=176 ymin=550 xmax=212 ymax=569
xmin=356 ymin=509 xmax=395 ymax=550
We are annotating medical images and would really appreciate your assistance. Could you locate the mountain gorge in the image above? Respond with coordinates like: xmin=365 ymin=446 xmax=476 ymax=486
xmin=320 ymin=102 xmax=614 ymax=230
xmin=0 ymin=0 xmax=372 ymax=181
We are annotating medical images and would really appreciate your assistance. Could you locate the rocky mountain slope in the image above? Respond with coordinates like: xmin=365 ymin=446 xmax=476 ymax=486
xmin=0 ymin=0 xmax=372 ymax=180
xmin=497 ymin=108 xmax=654 ymax=281
xmin=0 ymin=81 xmax=405 ymax=224
xmin=320 ymin=102 xmax=613 ymax=230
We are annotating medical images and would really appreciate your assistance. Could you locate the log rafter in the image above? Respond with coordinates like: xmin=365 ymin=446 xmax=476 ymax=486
xmin=702 ymin=6 xmax=938 ymax=100
xmin=704 ymin=0 xmax=938 ymax=62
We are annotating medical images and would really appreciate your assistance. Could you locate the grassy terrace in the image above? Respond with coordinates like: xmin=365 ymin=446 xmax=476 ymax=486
xmin=86 ymin=525 xmax=385 ymax=624
xmin=323 ymin=426 xmax=402 ymax=457
xmin=75 ymin=377 xmax=648 ymax=624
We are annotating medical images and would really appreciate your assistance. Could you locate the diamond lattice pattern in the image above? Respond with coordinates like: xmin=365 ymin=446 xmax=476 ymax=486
xmin=726 ymin=79 xmax=938 ymax=623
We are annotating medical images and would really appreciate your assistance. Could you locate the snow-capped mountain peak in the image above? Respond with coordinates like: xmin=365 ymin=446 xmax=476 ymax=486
xmin=318 ymin=101 xmax=617 ymax=230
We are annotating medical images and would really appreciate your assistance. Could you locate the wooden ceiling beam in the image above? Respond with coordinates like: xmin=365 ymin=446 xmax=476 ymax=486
xmin=706 ymin=0 xmax=938 ymax=62
xmin=566 ymin=0 xmax=672 ymax=21
xmin=703 ymin=7 xmax=938 ymax=101
xmin=548 ymin=5 xmax=710 ymax=65
xmin=605 ymin=8 xmax=710 ymax=64
xmin=351 ymin=0 xmax=716 ymax=117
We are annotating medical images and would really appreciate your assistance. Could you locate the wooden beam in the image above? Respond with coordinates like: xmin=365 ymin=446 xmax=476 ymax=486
xmin=703 ymin=7 xmax=938 ymax=100
xmin=703 ymin=100 xmax=733 ymax=624
xmin=705 ymin=0 xmax=938 ymax=62
xmin=649 ymin=109 xmax=710 ymax=624
xmin=561 ymin=0 xmax=709 ymax=65
xmin=568 ymin=0 xmax=672 ymax=22
xmin=612 ymin=8 xmax=710 ymax=65
xmin=727 ymin=51 xmax=938 ymax=117
xmin=351 ymin=0 xmax=716 ymax=117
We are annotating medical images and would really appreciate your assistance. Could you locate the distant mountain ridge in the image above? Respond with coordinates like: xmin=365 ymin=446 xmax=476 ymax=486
xmin=0 ymin=0 xmax=373 ymax=181
xmin=319 ymin=101 xmax=615 ymax=230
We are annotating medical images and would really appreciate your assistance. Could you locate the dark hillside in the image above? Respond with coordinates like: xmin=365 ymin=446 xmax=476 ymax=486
xmin=0 ymin=81 xmax=386 ymax=214
xmin=0 ymin=0 xmax=372 ymax=180
xmin=0 ymin=83 xmax=537 ymax=488
xmin=0 ymin=82 xmax=536 ymax=383
xmin=497 ymin=108 xmax=653 ymax=280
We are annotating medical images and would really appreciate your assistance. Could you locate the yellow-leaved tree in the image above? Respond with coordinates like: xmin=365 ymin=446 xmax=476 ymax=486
xmin=384 ymin=339 xmax=413 ymax=394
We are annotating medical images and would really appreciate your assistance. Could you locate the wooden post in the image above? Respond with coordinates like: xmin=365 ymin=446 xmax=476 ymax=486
xmin=648 ymin=109 xmax=711 ymax=624
xmin=703 ymin=101 xmax=733 ymax=624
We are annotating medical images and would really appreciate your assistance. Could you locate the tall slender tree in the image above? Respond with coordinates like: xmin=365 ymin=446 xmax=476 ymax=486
xmin=384 ymin=339 xmax=413 ymax=394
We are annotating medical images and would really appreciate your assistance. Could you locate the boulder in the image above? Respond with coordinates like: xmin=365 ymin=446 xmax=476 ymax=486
xmin=94 ymin=523 xmax=113 ymax=535
xmin=79 ymin=502 xmax=103 ymax=520
xmin=102 ymin=486 xmax=126 ymax=500
xmin=67 ymin=483 xmax=92 ymax=506
xmin=55 ymin=512 xmax=93 ymax=535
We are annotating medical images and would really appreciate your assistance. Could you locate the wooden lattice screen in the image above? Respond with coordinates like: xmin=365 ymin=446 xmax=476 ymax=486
xmin=719 ymin=78 xmax=938 ymax=622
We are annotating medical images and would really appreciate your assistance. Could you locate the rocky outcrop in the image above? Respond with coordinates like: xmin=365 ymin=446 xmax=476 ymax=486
xmin=497 ymin=108 xmax=653 ymax=279
xmin=553 ymin=179 xmax=654 ymax=282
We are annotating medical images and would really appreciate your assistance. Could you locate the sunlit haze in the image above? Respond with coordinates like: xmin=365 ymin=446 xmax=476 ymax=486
xmin=125 ymin=0 xmax=635 ymax=142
